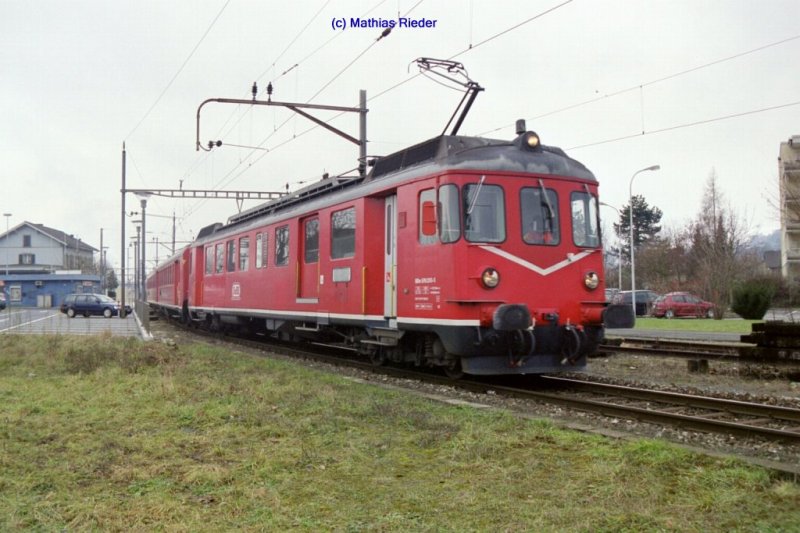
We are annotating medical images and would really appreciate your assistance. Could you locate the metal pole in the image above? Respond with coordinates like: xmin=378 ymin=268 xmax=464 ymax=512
xmin=359 ymin=89 xmax=367 ymax=177
xmin=3 ymin=213 xmax=10 ymax=276
xmin=134 ymin=227 xmax=140 ymax=301
xmin=140 ymin=198 xmax=147 ymax=302
xmin=629 ymin=165 xmax=660 ymax=316
xmin=120 ymin=143 xmax=127 ymax=317
xmin=99 ymin=228 xmax=104 ymax=292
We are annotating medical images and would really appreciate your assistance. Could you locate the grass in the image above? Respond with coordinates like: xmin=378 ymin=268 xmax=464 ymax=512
xmin=634 ymin=317 xmax=759 ymax=334
xmin=1 ymin=333 xmax=799 ymax=531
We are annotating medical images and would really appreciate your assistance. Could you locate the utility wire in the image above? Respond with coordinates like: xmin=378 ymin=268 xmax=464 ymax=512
xmin=568 ymin=99 xmax=800 ymax=151
xmin=479 ymin=33 xmax=800 ymax=136
xmin=124 ymin=0 xmax=231 ymax=142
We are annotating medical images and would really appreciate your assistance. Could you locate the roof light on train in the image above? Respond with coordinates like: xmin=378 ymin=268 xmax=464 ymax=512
xmin=526 ymin=132 xmax=540 ymax=149
xmin=584 ymin=271 xmax=600 ymax=290
xmin=481 ymin=268 xmax=500 ymax=289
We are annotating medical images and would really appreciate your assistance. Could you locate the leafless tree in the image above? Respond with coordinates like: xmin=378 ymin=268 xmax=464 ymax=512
xmin=687 ymin=169 xmax=751 ymax=318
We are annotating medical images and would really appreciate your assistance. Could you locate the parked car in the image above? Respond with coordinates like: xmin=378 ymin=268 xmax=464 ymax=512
xmin=0 ymin=293 xmax=6 ymax=310
xmin=604 ymin=288 xmax=619 ymax=302
xmin=651 ymin=292 xmax=714 ymax=319
xmin=60 ymin=293 xmax=121 ymax=318
xmin=612 ymin=290 xmax=659 ymax=316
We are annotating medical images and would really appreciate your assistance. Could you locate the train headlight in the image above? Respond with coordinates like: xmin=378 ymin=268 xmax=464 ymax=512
xmin=525 ymin=132 xmax=540 ymax=149
xmin=584 ymin=271 xmax=600 ymax=290
xmin=481 ymin=268 xmax=500 ymax=289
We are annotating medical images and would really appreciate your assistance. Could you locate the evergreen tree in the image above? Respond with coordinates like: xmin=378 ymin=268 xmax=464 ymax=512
xmin=613 ymin=194 xmax=663 ymax=258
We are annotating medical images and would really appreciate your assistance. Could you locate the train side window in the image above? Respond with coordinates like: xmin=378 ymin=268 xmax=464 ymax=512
xmin=255 ymin=233 xmax=264 ymax=268
xmin=571 ymin=191 xmax=600 ymax=248
xmin=239 ymin=236 xmax=250 ymax=271
xmin=275 ymin=225 xmax=289 ymax=266
xmin=521 ymin=187 xmax=560 ymax=245
xmin=215 ymin=244 xmax=224 ymax=273
xmin=226 ymin=240 xmax=236 ymax=272
xmin=463 ymin=182 xmax=506 ymax=243
xmin=205 ymin=246 xmax=213 ymax=275
xmin=419 ymin=189 xmax=437 ymax=245
xmin=331 ymin=207 xmax=355 ymax=259
xmin=438 ymin=184 xmax=460 ymax=243
xmin=304 ymin=218 xmax=319 ymax=264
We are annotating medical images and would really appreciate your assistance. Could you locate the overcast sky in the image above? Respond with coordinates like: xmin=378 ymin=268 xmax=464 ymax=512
xmin=2 ymin=0 xmax=798 ymax=270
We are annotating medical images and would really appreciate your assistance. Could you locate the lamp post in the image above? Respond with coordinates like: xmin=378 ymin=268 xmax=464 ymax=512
xmin=3 ymin=213 xmax=10 ymax=276
xmin=137 ymin=195 xmax=150 ymax=303
xmin=629 ymin=165 xmax=660 ymax=316
xmin=599 ymin=202 xmax=623 ymax=293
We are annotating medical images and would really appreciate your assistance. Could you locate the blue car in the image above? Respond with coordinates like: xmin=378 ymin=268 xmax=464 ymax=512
xmin=60 ymin=293 xmax=121 ymax=318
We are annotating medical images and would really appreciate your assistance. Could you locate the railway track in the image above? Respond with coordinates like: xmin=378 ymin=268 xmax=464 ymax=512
xmin=175 ymin=323 xmax=800 ymax=447
xmin=600 ymin=337 xmax=800 ymax=367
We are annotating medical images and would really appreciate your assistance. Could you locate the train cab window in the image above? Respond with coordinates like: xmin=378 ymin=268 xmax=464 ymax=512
xmin=521 ymin=186 xmax=560 ymax=245
xmin=215 ymin=244 xmax=224 ymax=273
xmin=226 ymin=240 xmax=236 ymax=272
xmin=463 ymin=181 xmax=505 ymax=243
xmin=571 ymin=191 xmax=600 ymax=247
xmin=419 ymin=189 xmax=438 ymax=245
xmin=239 ymin=236 xmax=250 ymax=271
xmin=304 ymin=218 xmax=319 ymax=263
xmin=438 ymin=184 xmax=460 ymax=243
xmin=331 ymin=207 xmax=355 ymax=259
xmin=205 ymin=246 xmax=213 ymax=275
xmin=275 ymin=225 xmax=289 ymax=266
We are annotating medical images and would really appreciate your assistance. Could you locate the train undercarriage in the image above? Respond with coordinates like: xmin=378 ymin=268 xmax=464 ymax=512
xmin=155 ymin=301 xmax=602 ymax=377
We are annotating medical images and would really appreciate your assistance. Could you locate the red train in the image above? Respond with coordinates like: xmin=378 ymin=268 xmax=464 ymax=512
xmin=147 ymin=122 xmax=634 ymax=376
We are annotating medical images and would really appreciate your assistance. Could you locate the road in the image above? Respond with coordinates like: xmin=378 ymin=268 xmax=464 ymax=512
xmin=0 ymin=307 xmax=145 ymax=338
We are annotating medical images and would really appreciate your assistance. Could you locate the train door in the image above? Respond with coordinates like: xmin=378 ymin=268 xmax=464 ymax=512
xmin=299 ymin=215 xmax=320 ymax=302
xmin=172 ymin=260 xmax=179 ymax=305
xmin=384 ymin=195 xmax=397 ymax=320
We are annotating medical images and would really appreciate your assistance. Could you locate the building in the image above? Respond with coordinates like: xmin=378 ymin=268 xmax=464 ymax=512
xmin=780 ymin=135 xmax=800 ymax=280
xmin=0 ymin=221 xmax=96 ymax=274
xmin=0 ymin=273 xmax=102 ymax=308
xmin=0 ymin=222 xmax=102 ymax=308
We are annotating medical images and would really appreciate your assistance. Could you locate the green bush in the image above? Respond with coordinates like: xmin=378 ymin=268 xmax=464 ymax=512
xmin=731 ymin=279 xmax=776 ymax=319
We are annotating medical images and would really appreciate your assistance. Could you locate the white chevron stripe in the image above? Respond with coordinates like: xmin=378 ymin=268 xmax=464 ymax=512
xmin=479 ymin=246 xmax=596 ymax=276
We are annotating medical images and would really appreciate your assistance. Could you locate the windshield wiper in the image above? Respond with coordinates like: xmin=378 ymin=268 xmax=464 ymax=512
xmin=539 ymin=179 xmax=555 ymax=232
xmin=467 ymin=174 xmax=486 ymax=215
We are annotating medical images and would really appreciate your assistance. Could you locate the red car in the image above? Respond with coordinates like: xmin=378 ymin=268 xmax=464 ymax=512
xmin=652 ymin=292 xmax=714 ymax=319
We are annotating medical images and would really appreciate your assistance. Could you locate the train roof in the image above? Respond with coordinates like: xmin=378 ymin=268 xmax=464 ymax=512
xmin=224 ymin=131 xmax=594 ymax=229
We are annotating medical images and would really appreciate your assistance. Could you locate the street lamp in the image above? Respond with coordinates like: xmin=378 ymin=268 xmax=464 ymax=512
xmin=599 ymin=202 xmax=623 ymax=293
xmin=3 ymin=213 xmax=11 ymax=276
xmin=629 ymin=165 xmax=660 ymax=316
xmin=137 ymin=195 xmax=150 ymax=302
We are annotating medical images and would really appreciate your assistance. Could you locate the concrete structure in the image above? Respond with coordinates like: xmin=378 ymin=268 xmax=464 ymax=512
xmin=0 ymin=221 xmax=96 ymax=274
xmin=0 ymin=273 xmax=102 ymax=308
xmin=780 ymin=135 xmax=800 ymax=280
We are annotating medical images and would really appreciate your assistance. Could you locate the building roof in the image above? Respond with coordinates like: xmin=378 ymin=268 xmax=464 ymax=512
xmin=1 ymin=221 xmax=98 ymax=253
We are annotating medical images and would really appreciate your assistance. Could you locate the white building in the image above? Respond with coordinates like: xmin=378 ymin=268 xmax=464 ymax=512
xmin=780 ymin=136 xmax=800 ymax=280
xmin=0 ymin=221 xmax=97 ymax=274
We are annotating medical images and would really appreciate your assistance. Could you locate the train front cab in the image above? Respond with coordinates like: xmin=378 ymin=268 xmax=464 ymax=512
xmin=392 ymin=169 xmax=633 ymax=375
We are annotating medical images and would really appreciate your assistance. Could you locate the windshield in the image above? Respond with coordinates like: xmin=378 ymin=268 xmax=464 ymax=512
xmin=521 ymin=186 xmax=559 ymax=245
xmin=463 ymin=183 xmax=505 ymax=243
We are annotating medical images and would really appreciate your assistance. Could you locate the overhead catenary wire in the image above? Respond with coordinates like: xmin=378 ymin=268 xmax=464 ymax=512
xmin=178 ymin=0 xmax=574 ymax=224
xmin=568 ymin=99 xmax=800 ymax=151
xmin=478 ymin=33 xmax=800 ymax=137
xmin=124 ymin=0 xmax=231 ymax=142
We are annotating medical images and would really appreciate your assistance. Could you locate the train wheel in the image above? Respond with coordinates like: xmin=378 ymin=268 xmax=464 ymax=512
xmin=369 ymin=347 xmax=387 ymax=366
xmin=443 ymin=358 xmax=464 ymax=380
